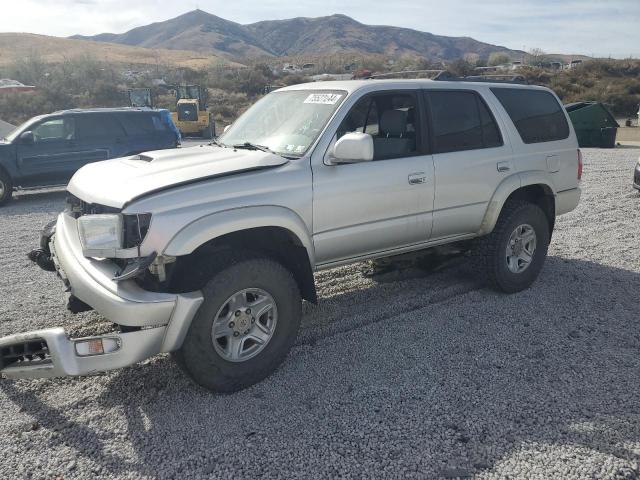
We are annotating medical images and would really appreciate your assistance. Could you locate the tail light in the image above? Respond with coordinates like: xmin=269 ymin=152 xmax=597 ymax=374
xmin=577 ymin=149 xmax=583 ymax=181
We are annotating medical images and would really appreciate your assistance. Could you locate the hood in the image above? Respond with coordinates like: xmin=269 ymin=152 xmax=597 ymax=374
xmin=67 ymin=145 xmax=289 ymax=209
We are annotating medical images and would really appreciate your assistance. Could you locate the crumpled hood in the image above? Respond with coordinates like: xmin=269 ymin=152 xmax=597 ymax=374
xmin=67 ymin=146 xmax=289 ymax=209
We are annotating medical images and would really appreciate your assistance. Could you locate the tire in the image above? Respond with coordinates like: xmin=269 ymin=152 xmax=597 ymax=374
xmin=0 ymin=169 xmax=13 ymax=206
xmin=175 ymin=253 xmax=302 ymax=393
xmin=473 ymin=200 xmax=550 ymax=293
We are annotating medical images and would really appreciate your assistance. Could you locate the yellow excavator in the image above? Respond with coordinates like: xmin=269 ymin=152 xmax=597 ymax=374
xmin=171 ymin=85 xmax=215 ymax=139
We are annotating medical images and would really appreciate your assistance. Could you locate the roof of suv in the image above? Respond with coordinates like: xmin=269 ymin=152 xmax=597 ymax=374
xmin=278 ymin=79 xmax=550 ymax=95
xmin=50 ymin=107 xmax=168 ymax=116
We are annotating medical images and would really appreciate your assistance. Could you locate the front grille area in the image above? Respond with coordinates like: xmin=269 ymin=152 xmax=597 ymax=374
xmin=1 ymin=339 xmax=52 ymax=369
xmin=66 ymin=194 xmax=120 ymax=218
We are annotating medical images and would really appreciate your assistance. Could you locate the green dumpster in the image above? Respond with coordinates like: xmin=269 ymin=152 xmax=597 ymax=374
xmin=565 ymin=102 xmax=619 ymax=148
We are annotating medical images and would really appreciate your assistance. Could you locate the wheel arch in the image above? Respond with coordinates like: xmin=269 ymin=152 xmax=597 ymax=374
xmin=479 ymin=172 xmax=556 ymax=236
xmin=0 ymin=162 xmax=14 ymax=185
xmin=164 ymin=207 xmax=317 ymax=303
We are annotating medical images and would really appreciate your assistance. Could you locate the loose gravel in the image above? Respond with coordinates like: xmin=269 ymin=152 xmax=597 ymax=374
xmin=1 ymin=147 xmax=640 ymax=479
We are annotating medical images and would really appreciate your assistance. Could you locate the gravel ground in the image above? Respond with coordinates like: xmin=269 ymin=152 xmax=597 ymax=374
xmin=1 ymin=147 xmax=640 ymax=479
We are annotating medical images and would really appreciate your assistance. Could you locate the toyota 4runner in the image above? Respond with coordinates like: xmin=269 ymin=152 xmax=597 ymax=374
xmin=0 ymin=80 xmax=582 ymax=392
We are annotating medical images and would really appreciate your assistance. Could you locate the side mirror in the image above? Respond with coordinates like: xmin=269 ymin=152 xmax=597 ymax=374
xmin=329 ymin=132 xmax=374 ymax=164
xmin=19 ymin=131 xmax=34 ymax=145
xmin=223 ymin=124 xmax=232 ymax=133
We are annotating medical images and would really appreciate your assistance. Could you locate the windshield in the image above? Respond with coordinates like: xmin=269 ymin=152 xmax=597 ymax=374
xmin=3 ymin=116 xmax=42 ymax=143
xmin=218 ymin=90 xmax=346 ymax=157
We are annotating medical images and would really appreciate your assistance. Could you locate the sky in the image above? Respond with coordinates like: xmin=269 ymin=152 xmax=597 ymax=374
xmin=2 ymin=0 xmax=638 ymax=58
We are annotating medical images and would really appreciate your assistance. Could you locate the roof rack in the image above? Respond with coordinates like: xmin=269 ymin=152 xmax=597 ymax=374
xmin=365 ymin=70 xmax=527 ymax=84
xmin=436 ymin=74 xmax=528 ymax=84
xmin=367 ymin=69 xmax=446 ymax=80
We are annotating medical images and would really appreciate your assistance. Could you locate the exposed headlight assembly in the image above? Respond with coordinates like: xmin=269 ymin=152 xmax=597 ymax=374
xmin=78 ymin=214 xmax=123 ymax=251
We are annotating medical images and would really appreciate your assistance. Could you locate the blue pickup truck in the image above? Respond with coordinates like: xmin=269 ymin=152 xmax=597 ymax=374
xmin=0 ymin=108 xmax=181 ymax=205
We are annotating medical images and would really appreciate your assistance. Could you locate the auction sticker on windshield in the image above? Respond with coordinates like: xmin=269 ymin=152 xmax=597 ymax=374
xmin=304 ymin=93 xmax=343 ymax=105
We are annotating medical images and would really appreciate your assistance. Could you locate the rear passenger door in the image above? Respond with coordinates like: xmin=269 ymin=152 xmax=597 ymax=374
xmin=425 ymin=89 xmax=511 ymax=239
xmin=73 ymin=113 xmax=128 ymax=170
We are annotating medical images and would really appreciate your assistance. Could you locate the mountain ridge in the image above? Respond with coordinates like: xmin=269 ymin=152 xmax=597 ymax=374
xmin=72 ymin=10 xmax=524 ymax=61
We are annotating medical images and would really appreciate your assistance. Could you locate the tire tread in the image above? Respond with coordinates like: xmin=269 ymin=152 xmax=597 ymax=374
xmin=472 ymin=200 xmax=549 ymax=292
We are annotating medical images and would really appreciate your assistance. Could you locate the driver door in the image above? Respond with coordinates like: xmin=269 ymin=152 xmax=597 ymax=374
xmin=312 ymin=90 xmax=435 ymax=265
xmin=16 ymin=116 xmax=79 ymax=186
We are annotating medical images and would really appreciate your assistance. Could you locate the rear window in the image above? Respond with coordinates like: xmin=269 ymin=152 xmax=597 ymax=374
xmin=117 ymin=113 xmax=166 ymax=136
xmin=491 ymin=88 xmax=569 ymax=144
xmin=427 ymin=91 xmax=502 ymax=154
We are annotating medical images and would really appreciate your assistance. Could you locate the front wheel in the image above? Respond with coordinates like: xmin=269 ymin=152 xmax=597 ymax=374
xmin=175 ymin=255 xmax=301 ymax=393
xmin=473 ymin=201 xmax=550 ymax=293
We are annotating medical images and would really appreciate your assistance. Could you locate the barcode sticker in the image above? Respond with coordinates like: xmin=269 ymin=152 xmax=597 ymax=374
xmin=304 ymin=93 xmax=343 ymax=105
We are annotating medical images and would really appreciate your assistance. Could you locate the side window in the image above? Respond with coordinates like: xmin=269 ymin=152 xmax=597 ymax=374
xmin=117 ymin=113 xmax=158 ymax=136
xmin=76 ymin=114 xmax=124 ymax=141
xmin=151 ymin=114 xmax=168 ymax=131
xmin=491 ymin=88 xmax=569 ymax=144
xmin=477 ymin=97 xmax=502 ymax=148
xmin=337 ymin=97 xmax=378 ymax=137
xmin=337 ymin=92 xmax=420 ymax=160
xmin=429 ymin=91 xmax=482 ymax=153
xmin=32 ymin=118 xmax=75 ymax=142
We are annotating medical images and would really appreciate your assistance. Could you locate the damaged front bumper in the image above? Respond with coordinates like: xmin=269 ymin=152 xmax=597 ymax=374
xmin=1 ymin=212 xmax=203 ymax=380
xmin=0 ymin=327 xmax=167 ymax=379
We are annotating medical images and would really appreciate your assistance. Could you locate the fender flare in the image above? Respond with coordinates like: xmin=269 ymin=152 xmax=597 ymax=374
xmin=163 ymin=205 xmax=316 ymax=266
xmin=478 ymin=171 xmax=555 ymax=235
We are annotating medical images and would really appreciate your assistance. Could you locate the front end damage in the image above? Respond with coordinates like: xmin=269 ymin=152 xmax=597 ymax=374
xmin=1 ymin=209 xmax=203 ymax=380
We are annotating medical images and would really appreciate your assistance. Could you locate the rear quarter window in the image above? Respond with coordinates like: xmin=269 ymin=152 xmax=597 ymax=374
xmin=491 ymin=88 xmax=570 ymax=144
xmin=117 ymin=113 xmax=164 ymax=136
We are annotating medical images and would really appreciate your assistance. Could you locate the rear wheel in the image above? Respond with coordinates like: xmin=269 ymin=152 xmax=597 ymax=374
xmin=473 ymin=201 xmax=550 ymax=293
xmin=175 ymin=254 xmax=301 ymax=393
xmin=0 ymin=169 xmax=13 ymax=206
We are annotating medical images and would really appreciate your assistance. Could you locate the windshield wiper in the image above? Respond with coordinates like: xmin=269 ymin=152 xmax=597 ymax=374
xmin=232 ymin=142 xmax=272 ymax=153
xmin=232 ymin=141 xmax=299 ymax=160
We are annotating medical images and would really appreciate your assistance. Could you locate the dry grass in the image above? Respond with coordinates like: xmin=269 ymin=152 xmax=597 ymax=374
xmin=0 ymin=33 xmax=244 ymax=69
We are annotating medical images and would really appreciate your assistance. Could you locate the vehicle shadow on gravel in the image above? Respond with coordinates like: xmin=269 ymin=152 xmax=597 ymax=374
xmin=2 ymin=255 xmax=640 ymax=477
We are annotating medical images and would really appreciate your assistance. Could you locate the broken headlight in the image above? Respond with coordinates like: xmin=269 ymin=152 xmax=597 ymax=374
xmin=78 ymin=214 xmax=123 ymax=251
xmin=123 ymin=213 xmax=152 ymax=248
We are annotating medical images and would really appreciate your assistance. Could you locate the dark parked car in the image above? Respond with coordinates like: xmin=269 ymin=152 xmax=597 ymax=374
xmin=0 ymin=108 xmax=181 ymax=205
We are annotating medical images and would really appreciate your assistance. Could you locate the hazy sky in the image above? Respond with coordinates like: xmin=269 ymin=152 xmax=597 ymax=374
xmin=3 ymin=0 xmax=638 ymax=58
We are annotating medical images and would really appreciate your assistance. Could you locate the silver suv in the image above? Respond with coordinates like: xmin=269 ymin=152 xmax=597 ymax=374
xmin=1 ymin=80 xmax=582 ymax=392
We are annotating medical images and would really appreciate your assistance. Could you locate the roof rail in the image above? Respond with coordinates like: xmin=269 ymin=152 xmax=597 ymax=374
xmin=434 ymin=73 xmax=528 ymax=84
xmin=364 ymin=70 xmax=527 ymax=84
xmin=367 ymin=69 xmax=446 ymax=80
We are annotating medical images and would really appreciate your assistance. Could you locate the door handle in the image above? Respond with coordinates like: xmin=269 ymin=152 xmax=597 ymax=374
xmin=497 ymin=161 xmax=511 ymax=172
xmin=408 ymin=172 xmax=427 ymax=185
